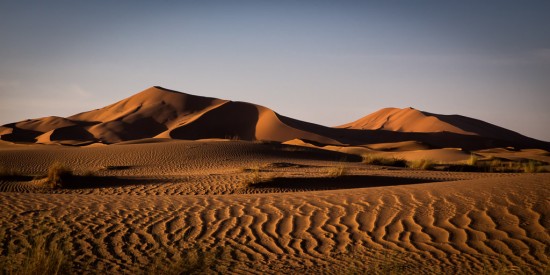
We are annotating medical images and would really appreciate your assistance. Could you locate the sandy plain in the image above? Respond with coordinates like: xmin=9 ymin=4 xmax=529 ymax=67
xmin=0 ymin=139 xmax=548 ymax=274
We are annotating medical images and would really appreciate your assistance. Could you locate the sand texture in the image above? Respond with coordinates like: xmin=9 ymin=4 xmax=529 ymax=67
xmin=1 ymin=140 xmax=548 ymax=274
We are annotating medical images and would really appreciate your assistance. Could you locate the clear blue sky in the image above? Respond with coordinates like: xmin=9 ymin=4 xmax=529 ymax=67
xmin=1 ymin=1 xmax=549 ymax=141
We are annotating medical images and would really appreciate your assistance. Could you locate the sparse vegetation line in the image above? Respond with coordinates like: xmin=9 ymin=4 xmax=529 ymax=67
xmin=361 ymin=154 xmax=548 ymax=173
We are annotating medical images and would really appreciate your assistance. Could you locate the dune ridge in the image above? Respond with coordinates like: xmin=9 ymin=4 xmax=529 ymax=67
xmin=339 ymin=107 xmax=541 ymax=144
xmin=1 ymin=86 xmax=548 ymax=152
xmin=338 ymin=107 xmax=474 ymax=135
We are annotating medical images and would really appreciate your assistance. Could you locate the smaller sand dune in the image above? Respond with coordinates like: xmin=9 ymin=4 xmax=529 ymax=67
xmin=338 ymin=107 xmax=474 ymax=134
xmin=36 ymin=125 xmax=96 ymax=144
xmin=15 ymin=116 xmax=78 ymax=133
xmin=364 ymin=140 xmax=432 ymax=151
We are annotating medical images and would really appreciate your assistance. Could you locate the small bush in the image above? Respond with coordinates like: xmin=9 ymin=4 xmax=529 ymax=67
xmin=242 ymin=166 xmax=263 ymax=186
xmin=146 ymin=245 xmax=230 ymax=275
xmin=47 ymin=162 xmax=72 ymax=188
xmin=0 ymin=229 xmax=69 ymax=275
xmin=466 ymin=154 xmax=478 ymax=166
xmin=407 ymin=159 xmax=435 ymax=170
xmin=327 ymin=165 xmax=346 ymax=178
xmin=488 ymin=159 xmax=502 ymax=172
xmin=522 ymin=160 xmax=546 ymax=173
xmin=363 ymin=155 xmax=407 ymax=167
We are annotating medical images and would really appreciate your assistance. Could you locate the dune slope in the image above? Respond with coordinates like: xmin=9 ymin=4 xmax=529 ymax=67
xmin=1 ymin=87 xmax=548 ymax=151
xmin=0 ymin=87 xmax=340 ymax=145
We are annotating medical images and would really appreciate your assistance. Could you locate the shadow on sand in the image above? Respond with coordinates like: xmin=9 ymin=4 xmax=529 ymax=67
xmin=58 ymin=175 xmax=179 ymax=189
xmin=250 ymin=175 xmax=440 ymax=190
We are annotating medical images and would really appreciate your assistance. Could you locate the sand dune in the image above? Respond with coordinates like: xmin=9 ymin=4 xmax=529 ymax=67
xmin=337 ymin=107 xmax=549 ymax=150
xmin=1 ymin=86 xmax=340 ymax=146
xmin=338 ymin=107 xmax=474 ymax=134
xmin=1 ymin=86 xmax=548 ymax=153
xmin=0 ymin=140 xmax=548 ymax=273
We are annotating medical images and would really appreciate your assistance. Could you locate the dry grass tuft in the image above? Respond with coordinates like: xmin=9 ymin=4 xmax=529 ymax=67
xmin=466 ymin=154 xmax=479 ymax=166
xmin=242 ymin=166 xmax=272 ymax=186
xmin=0 ymin=229 xmax=70 ymax=275
xmin=46 ymin=161 xmax=73 ymax=189
xmin=146 ymin=245 xmax=231 ymax=274
xmin=407 ymin=159 xmax=435 ymax=170
xmin=521 ymin=160 xmax=546 ymax=173
xmin=362 ymin=155 xmax=407 ymax=167
xmin=326 ymin=165 xmax=347 ymax=178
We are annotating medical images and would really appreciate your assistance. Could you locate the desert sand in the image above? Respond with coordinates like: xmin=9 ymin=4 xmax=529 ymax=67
xmin=1 ymin=87 xmax=549 ymax=274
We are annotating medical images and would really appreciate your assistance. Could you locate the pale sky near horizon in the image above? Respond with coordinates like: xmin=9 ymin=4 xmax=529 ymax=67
xmin=1 ymin=1 xmax=549 ymax=141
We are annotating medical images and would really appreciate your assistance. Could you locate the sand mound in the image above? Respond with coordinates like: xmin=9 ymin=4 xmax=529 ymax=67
xmin=338 ymin=107 xmax=474 ymax=134
xmin=1 ymin=87 xmax=548 ymax=152
xmin=1 ymin=87 xmax=341 ymax=145
xmin=338 ymin=107 xmax=543 ymax=144
xmin=14 ymin=116 xmax=77 ymax=133
xmin=337 ymin=107 xmax=550 ymax=151
xmin=36 ymin=125 xmax=96 ymax=144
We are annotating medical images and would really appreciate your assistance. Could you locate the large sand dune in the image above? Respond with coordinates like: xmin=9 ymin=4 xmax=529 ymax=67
xmin=0 ymin=87 xmax=339 ymax=146
xmin=1 ymin=86 xmax=548 ymax=152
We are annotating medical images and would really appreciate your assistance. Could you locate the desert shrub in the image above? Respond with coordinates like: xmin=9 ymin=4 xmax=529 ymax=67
xmin=0 ymin=229 xmax=70 ymax=275
xmin=466 ymin=154 xmax=478 ymax=166
xmin=326 ymin=165 xmax=347 ymax=178
xmin=145 ymin=245 xmax=230 ymax=275
xmin=242 ymin=166 xmax=264 ymax=186
xmin=47 ymin=162 xmax=72 ymax=188
xmin=522 ymin=160 xmax=546 ymax=173
xmin=362 ymin=155 xmax=407 ymax=167
xmin=488 ymin=159 xmax=502 ymax=172
xmin=407 ymin=159 xmax=435 ymax=170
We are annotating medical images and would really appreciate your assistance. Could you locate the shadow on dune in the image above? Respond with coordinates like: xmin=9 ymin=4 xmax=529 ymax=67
xmin=262 ymin=142 xmax=364 ymax=162
xmin=250 ymin=175 xmax=440 ymax=190
xmin=0 ymin=175 xmax=35 ymax=181
xmin=58 ymin=175 xmax=177 ymax=189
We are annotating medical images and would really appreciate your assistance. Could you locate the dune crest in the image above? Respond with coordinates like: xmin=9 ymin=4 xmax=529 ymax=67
xmin=339 ymin=107 xmax=473 ymax=134
xmin=1 ymin=87 xmax=548 ymax=151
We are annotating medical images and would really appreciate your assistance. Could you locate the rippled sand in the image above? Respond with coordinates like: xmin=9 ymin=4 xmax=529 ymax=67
xmin=1 ymin=140 xmax=548 ymax=274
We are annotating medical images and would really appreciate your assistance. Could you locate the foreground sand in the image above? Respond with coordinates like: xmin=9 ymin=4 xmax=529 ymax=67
xmin=1 ymin=140 xmax=548 ymax=274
